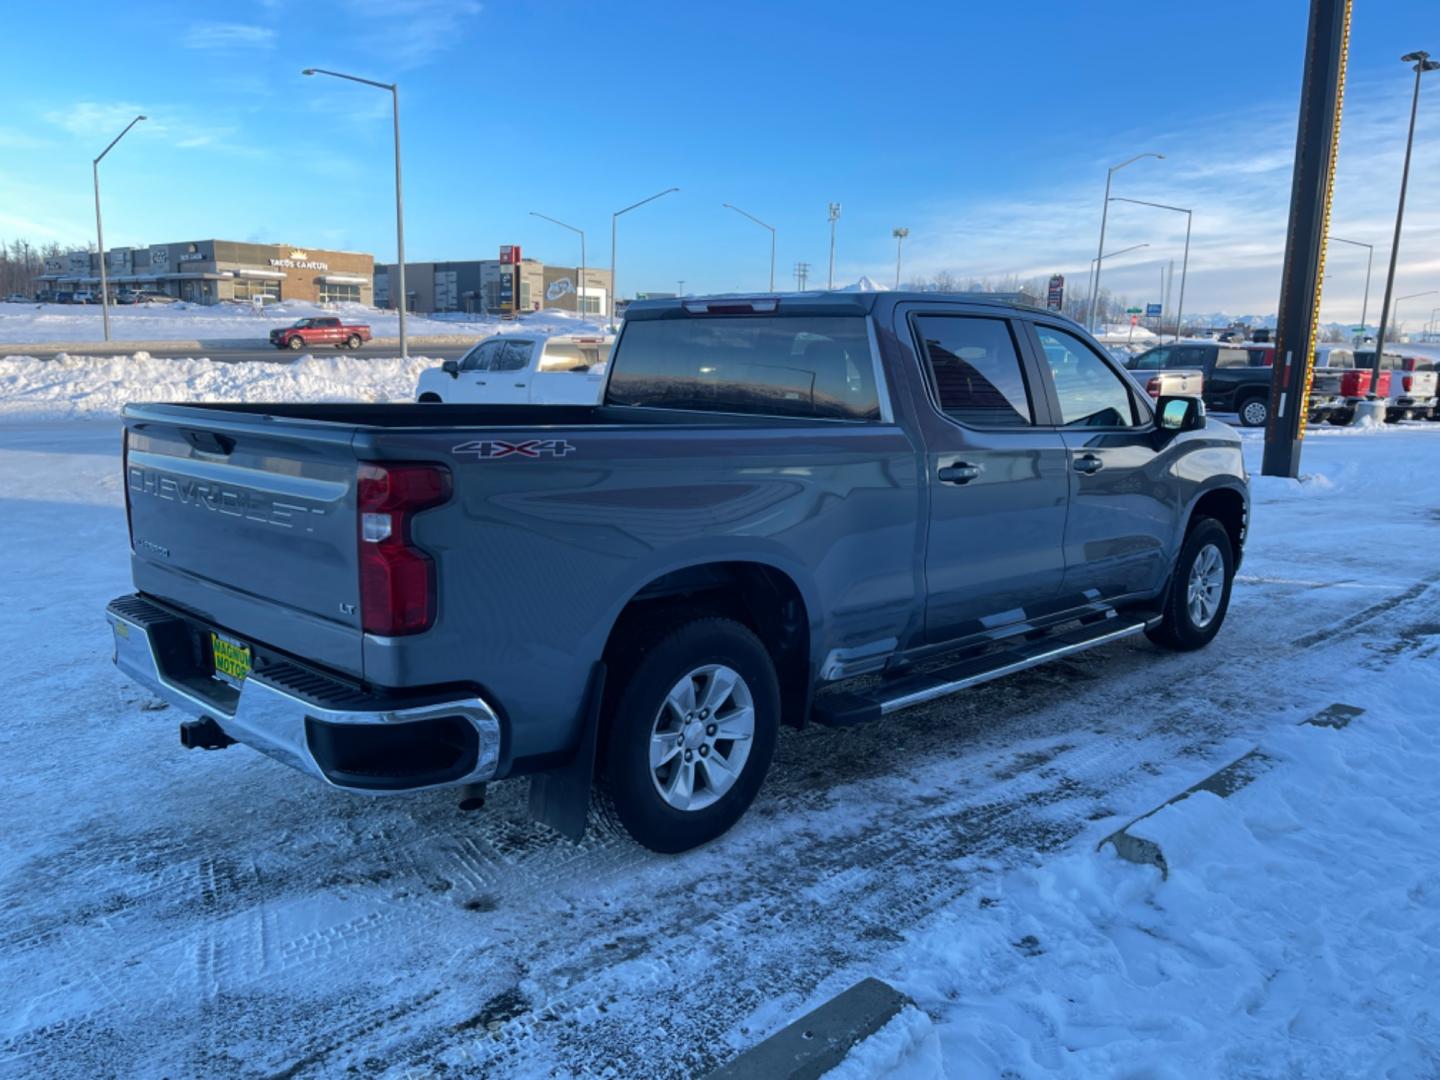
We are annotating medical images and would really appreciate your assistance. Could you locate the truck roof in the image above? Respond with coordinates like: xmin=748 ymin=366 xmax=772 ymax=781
xmin=624 ymin=291 xmax=1073 ymax=324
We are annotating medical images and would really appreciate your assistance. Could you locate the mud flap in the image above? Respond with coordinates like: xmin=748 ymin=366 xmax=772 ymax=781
xmin=527 ymin=662 xmax=606 ymax=841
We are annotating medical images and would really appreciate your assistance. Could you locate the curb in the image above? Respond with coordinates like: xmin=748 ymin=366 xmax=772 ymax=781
xmin=1100 ymin=702 xmax=1363 ymax=876
xmin=705 ymin=978 xmax=912 ymax=1080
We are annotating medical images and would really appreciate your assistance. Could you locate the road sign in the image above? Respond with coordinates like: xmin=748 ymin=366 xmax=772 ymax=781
xmin=1126 ymin=306 xmax=1143 ymax=314
xmin=1146 ymin=303 xmax=1163 ymax=317
xmin=1047 ymin=274 xmax=1064 ymax=312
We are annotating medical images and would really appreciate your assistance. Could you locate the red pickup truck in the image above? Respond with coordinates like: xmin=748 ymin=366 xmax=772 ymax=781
xmin=268 ymin=317 xmax=372 ymax=351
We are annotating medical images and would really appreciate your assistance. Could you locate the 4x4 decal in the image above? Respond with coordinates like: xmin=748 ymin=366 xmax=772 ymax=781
xmin=452 ymin=438 xmax=576 ymax=460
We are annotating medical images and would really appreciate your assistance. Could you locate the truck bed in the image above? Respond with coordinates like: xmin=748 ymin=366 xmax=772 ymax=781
xmin=130 ymin=401 xmax=804 ymax=429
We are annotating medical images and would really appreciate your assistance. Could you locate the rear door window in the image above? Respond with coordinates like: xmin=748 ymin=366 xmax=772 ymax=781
xmin=1165 ymin=346 xmax=1209 ymax=370
xmin=913 ymin=315 xmax=1033 ymax=427
xmin=1215 ymin=348 xmax=1250 ymax=368
xmin=1132 ymin=349 xmax=1168 ymax=370
xmin=605 ymin=315 xmax=879 ymax=420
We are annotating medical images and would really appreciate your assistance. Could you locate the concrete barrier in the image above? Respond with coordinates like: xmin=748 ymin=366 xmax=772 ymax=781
xmin=706 ymin=978 xmax=912 ymax=1080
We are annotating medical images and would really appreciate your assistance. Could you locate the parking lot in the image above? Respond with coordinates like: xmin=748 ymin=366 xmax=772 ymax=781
xmin=2 ymin=419 xmax=1437 ymax=1077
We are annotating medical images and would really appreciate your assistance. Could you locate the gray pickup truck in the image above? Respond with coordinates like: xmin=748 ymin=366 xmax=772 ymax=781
xmin=107 ymin=293 xmax=1248 ymax=852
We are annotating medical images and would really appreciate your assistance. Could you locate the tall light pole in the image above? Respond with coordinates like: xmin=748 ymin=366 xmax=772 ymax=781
xmin=1365 ymin=50 xmax=1440 ymax=400
xmin=1329 ymin=235 xmax=1374 ymax=340
xmin=611 ymin=187 xmax=678 ymax=327
xmin=1428 ymin=305 xmax=1440 ymax=340
xmin=1107 ymin=196 xmax=1192 ymax=340
xmin=1390 ymin=289 xmax=1438 ymax=340
xmin=303 ymin=67 xmax=408 ymax=357
xmin=93 ymin=114 xmax=146 ymax=342
xmin=826 ymin=203 xmax=842 ymax=289
xmin=530 ymin=211 xmax=587 ymax=317
xmin=892 ymin=227 xmax=910 ymax=289
xmin=1087 ymin=152 xmax=1164 ymax=331
xmin=721 ymin=203 xmax=775 ymax=291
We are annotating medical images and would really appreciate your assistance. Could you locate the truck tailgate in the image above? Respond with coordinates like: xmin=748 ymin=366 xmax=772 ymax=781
xmin=124 ymin=409 xmax=365 ymax=677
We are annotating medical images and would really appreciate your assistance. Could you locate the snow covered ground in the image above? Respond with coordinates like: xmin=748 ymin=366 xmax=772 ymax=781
xmin=0 ymin=299 xmax=600 ymax=345
xmin=0 ymin=395 xmax=1437 ymax=1077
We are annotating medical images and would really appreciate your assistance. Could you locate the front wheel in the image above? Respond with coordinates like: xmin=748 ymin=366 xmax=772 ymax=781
xmin=1146 ymin=517 xmax=1235 ymax=651
xmin=287 ymin=335 xmax=305 ymax=351
xmin=1237 ymin=395 xmax=1269 ymax=427
xmin=598 ymin=617 xmax=779 ymax=853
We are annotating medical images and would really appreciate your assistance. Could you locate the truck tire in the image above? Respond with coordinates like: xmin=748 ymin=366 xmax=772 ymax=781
xmin=597 ymin=616 xmax=779 ymax=853
xmin=417 ymin=393 xmax=442 ymax=403
xmin=287 ymin=335 xmax=305 ymax=350
xmin=1237 ymin=394 xmax=1269 ymax=427
xmin=346 ymin=334 xmax=362 ymax=349
xmin=1146 ymin=517 xmax=1234 ymax=651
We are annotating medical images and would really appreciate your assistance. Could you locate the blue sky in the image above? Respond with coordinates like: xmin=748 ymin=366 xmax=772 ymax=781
xmin=2 ymin=0 xmax=1437 ymax=325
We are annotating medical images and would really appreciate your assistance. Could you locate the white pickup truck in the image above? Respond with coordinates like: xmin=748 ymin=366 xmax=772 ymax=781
xmin=416 ymin=332 xmax=615 ymax=406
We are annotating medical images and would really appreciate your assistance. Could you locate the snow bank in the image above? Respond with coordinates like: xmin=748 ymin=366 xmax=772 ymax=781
xmin=0 ymin=352 xmax=433 ymax=422
xmin=0 ymin=299 xmax=604 ymax=345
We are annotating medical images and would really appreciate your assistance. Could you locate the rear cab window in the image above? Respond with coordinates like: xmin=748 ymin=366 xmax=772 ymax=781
xmin=538 ymin=340 xmax=613 ymax=373
xmin=605 ymin=313 xmax=880 ymax=420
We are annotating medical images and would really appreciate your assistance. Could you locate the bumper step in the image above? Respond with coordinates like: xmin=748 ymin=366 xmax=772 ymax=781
xmin=812 ymin=614 xmax=1155 ymax=727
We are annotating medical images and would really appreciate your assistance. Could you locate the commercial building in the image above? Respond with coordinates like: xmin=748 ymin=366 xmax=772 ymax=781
xmin=375 ymin=258 xmax=610 ymax=316
xmin=38 ymin=240 xmax=374 ymax=306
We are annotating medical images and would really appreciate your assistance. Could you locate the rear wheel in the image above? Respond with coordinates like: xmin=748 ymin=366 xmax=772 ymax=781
xmin=598 ymin=617 xmax=779 ymax=853
xmin=287 ymin=335 xmax=304 ymax=351
xmin=346 ymin=334 xmax=362 ymax=349
xmin=1237 ymin=394 xmax=1269 ymax=427
xmin=1146 ymin=517 xmax=1235 ymax=651
xmin=1327 ymin=409 xmax=1354 ymax=426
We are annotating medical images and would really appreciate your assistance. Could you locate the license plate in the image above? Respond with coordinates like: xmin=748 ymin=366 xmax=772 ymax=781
xmin=211 ymin=632 xmax=252 ymax=687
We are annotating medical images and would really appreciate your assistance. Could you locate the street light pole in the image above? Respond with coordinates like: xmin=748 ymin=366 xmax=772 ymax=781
xmin=93 ymin=114 xmax=146 ymax=342
xmin=1365 ymin=51 xmax=1440 ymax=399
xmin=530 ymin=212 xmax=587 ymax=317
xmin=826 ymin=203 xmax=841 ymax=290
xmin=892 ymin=227 xmax=910 ymax=289
xmin=1107 ymin=195 xmax=1192 ymax=342
xmin=303 ymin=68 xmax=408 ymax=357
xmin=1088 ymin=152 xmax=1163 ymax=331
xmin=610 ymin=187 xmax=679 ymax=327
xmin=1390 ymin=289 xmax=1438 ymax=341
xmin=1329 ymin=236 xmax=1374 ymax=340
xmin=721 ymin=203 xmax=776 ymax=291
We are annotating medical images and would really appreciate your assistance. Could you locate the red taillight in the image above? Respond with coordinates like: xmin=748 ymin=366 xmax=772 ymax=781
xmin=1145 ymin=376 xmax=1162 ymax=398
xmin=357 ymin=462 xmax=452 ymax=635
xmin=1403 ymin=375 xmax=1413 ymax=393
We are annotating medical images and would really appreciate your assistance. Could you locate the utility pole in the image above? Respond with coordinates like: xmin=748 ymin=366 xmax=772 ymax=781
xmin=1261 ymin=0 xmax=1351 ymax=477
xmin=677 ymin=280 xmax=685 ymax=297
xmin=794 ymin=261 xmax=810 ymax=291
xmin=826 ymin=203 xmax=841 ymax=289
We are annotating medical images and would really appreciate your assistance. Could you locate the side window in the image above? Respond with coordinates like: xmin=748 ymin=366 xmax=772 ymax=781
xmin=461 ymin=340 xmax=503 ymax=371
xmin=492 ymin=340 xmax=533 ymax=372
xmin=1215 ymin=348 xmax=1249 ymax=369
xmin=1035 ymin=325 xmax=1140 ymax=428
xmin=1165 ymin=346 xmax=1207 ymax=369
xmin=1132 ymin=349 xmax=1168 ymax=370
xmin=913 ymin=315 xmax=1032 ymax=427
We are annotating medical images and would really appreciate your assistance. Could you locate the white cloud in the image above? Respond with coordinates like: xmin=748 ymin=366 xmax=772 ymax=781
xmin=343 ymin=0 xmax=482 ymax=69
xmin=901 ymin=75 xmax=1440 ymax=322
xmin=182 ymin=23 xmax=277 ymax=50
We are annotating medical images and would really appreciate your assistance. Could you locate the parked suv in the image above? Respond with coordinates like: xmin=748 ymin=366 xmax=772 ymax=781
xmin=107 ymin=293 xmax=1248 ymax=853
xmin=1126 ymin=342 xmax=1275 ymax=426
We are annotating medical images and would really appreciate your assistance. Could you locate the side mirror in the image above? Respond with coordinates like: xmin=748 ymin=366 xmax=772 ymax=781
xmin=1157 ymin=395 xmax=1205 ymax=433
xmin=441 ymin=359 xmax=460 ymax=377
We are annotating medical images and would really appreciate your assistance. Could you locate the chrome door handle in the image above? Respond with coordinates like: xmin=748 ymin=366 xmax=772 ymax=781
xmin=1073 ymin=454 xmax=1104 ymax=474
xmin=937 ymin=462 xmax=982 ymax=485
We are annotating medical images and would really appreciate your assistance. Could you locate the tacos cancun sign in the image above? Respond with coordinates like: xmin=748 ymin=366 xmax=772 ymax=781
xmin=269 ymin=256 xmax=329 ymax=271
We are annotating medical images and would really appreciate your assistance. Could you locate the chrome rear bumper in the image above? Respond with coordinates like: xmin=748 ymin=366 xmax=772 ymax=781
xmin=106 ymin=594 xmax=501 ymax=794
